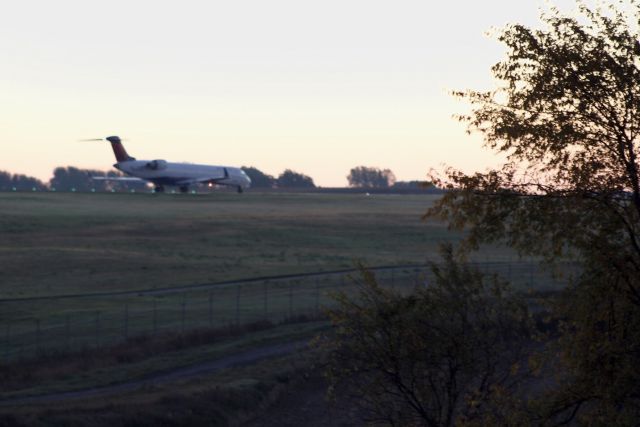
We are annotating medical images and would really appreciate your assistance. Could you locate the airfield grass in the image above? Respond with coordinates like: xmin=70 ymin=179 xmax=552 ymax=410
xmin=0 ymin=351 xmax=319 ymax=427
xmin=0 ymin=319 xmax=327 ymax=427
xmin=0 ymin=191 xmax=510 ymax=299
xmin=0 ymin=191 xmax=556 ymax=362
xmin=0 ymin=319 xmax=327 ymax=399
xmin=0 ymin=191 xmax=567 ymax=424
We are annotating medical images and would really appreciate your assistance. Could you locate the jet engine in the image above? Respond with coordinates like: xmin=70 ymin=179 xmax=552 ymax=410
xmin=146 ymin=160 xmax=168 ymax=170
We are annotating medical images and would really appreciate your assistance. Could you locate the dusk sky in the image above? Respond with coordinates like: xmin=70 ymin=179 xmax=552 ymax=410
xmin=1 ymin=0 xmax=576 ymax=186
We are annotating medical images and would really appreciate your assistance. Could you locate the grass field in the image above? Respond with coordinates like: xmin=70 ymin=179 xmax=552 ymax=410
xmin=0 ymin=320 xmax=328 ymax=426
xmin=0 ymin=191 xmax=575 ymax=425
xmin=0 ymin=191 xmax=475 ymax=298
xmin=0 ymin=191 xmax=556 ymax=361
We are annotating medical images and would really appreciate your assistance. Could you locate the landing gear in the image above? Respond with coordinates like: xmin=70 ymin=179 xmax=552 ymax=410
xmin=179 ymin=186 xmax=189 ymax=194
xmin=237 ymin=186 xmax=243 ymax=194
xmin=154 ymin=185 xmax=165 ymax=193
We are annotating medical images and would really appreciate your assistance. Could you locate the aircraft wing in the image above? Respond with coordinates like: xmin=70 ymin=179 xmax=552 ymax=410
xmin=91 ymin=176 xmax=146 ymax=182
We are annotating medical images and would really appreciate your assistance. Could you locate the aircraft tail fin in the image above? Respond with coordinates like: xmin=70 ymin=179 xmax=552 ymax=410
xmin=105 ymin=136 xmax=135 ymax=162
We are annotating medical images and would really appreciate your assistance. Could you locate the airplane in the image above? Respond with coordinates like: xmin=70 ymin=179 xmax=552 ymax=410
xmin=87 ymin=136 xmax=251 ymax=193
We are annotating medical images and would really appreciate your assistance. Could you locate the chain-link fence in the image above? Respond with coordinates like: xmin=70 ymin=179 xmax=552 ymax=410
xmin=0 ymin=261 xmax=577 ymax=362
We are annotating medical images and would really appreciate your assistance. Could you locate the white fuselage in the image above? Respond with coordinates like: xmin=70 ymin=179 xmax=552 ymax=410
xmin=115 ymin=160 xmax=251 ymax=189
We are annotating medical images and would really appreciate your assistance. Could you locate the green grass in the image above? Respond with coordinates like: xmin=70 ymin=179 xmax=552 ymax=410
xmin=0 ymin=191 xmax=570 ymax=425
xmin=0 ymin=320 xmax=326 ymax=427
xmin=0 ymin=192 xmax=556 ymax=361
xmin=0 ymin=192 xmax=458 ymax=298
xmin=0 ymin=319 xmax=327 ymax=399
xmin=0 ymin=192 xmax=448 ymax=358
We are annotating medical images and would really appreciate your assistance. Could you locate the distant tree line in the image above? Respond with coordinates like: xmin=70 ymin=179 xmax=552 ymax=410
xmin=347 ymin=166 xmax=396 ymax=188
xmin=347 ymin=166 xmax=430 ymax=190
xmin=242 ymin=165 xmax=431 ymax=190
xmin=0 ymin=166 xmax=318 ymax=192
xmin=1 ymin=165 xmax=431 ymax=192
xmin=0 ymin=171 xmax=47 ymax=191
xmin=0 ymin=167 xmax=147 ymax=192
xmin=49 ymin=167 xmax=148 ymax=192
xmin=241 ymin=167 xmax=315 ymax=189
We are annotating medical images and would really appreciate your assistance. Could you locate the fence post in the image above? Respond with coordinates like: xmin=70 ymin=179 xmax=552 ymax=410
xmin=4 ymin=324 xmax=10 ymax=362
xmin=391 ymin=268 xmax=395 ymax=289
xmin=315 ymin=277 xmax=320 ymax=315
xmin=288 ymin=280 xmax=293 ymax=319
xmin=263 ymin=281 xmax=268 ymax=318
xmin=181 ymin=293 xmax=186 ymax=333
xmin=124 ymin=304 xmax=129 ymax=340
xmin=95 ymin=311 xmax=101 ymax=349
xmin=208 ymin=292 xmax=213 ymax=327
xmin=65 ymin=314 xmax=71 ymax=351
xmin=35 ymin=319 xmax=41 ymax=356
xmin=235 ymin=286 xmax=241 ymax=326
xmin=153 ymin=299 xmax=158 ymax=334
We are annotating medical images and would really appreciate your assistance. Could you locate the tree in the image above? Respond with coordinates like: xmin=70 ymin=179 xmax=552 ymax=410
xmin=322 ymin=248 xmax=531 ymax=426
xmin=12 ymin=174 xmax=46 ymax=191
xmin=241 ymin=166 xmax=275 ymax=188
xmin=347 ymin=166 xmax=396 ymax=188
xmin=49 ymin=167 xmax=147 ymax=192
xmin=276 ymin=169 xmax=315 ymax=188
xmin=0 ymin=171 xmax=14 ymax=191
xmin=427 ymin=2 xmax=640 ymax=423
xmin=0 ymin=171 xmax=46 ymax=191
xmin=49 ymin=167 xmax=97 ymax=192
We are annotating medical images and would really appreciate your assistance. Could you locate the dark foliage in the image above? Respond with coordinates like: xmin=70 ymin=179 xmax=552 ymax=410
xmin=322 ymin=247 xmax=532 ymax=426
xmin=276 ymin=169 xmax=316 ymax=188
xmin=392 ymin=180 xmax=430 ymax=189
xmin=347 ymin=166 xmax=396 ymax=188
xmin=241 ymin=166 xmax=276 ymax=188
xmin=49 ymin=166 xmax=148 ymax=192
xmin=426 ymin=2 xmax=640 ymax=424
xmin=0 ymin=171 xmax=46 ymax=191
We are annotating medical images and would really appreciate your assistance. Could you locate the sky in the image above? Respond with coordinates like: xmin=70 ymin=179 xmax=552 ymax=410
xmin=1 ymin=0 xmax=577 ymax=186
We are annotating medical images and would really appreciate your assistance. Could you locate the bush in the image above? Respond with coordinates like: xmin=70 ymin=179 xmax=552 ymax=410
xmin=321 ymin=246 xmax=532 ymax=426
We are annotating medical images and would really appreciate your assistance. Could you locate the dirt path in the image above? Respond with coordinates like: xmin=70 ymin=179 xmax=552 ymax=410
xmin=0 ymin=340 xmax=308 ymax=407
